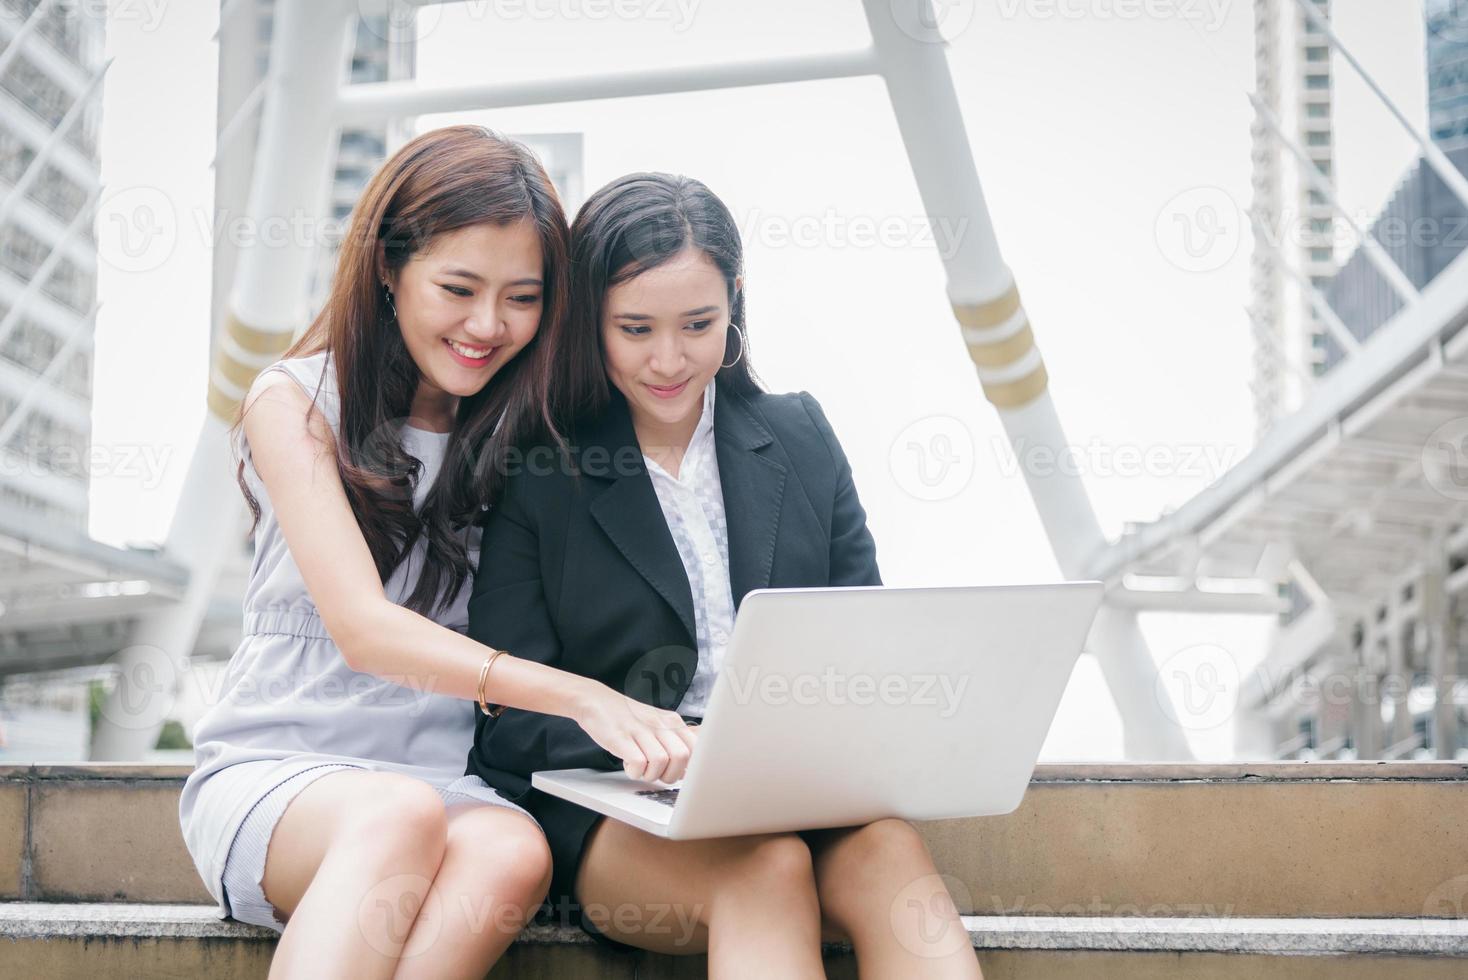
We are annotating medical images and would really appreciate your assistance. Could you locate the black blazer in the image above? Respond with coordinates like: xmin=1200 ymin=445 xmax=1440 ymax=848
xmin=464 ymin=380 xmax=881 ymax=908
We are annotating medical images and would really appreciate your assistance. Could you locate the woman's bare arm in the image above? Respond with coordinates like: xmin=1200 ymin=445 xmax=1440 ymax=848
xmin=241 ymin=372 xmax=693 ymax=775
xmin=241 ymin=374 xmax=611 ymax=722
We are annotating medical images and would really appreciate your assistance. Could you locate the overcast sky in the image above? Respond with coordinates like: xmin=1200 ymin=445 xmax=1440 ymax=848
xmin=89 ymin=0 xmax=1428 ymax=759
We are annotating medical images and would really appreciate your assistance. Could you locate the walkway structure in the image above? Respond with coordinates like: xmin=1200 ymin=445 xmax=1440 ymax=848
xmin=87 ymin=0 xmax=1207 ymax=759
xmin=49 ymin=0 xmax=1468 ymax=762
xmin=1096 ymin=0 xmax=1468 ymax=761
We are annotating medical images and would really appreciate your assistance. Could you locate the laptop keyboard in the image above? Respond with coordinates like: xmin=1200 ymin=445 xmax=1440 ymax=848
xmin=635 ymin=788 xmax=680 ymax=807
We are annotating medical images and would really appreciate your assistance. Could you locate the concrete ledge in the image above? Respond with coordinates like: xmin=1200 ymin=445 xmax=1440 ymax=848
xmin=3 ymin=762 xmax=1467 ymax=920
xmin=964 ymin=916 xmax=1468 ymax=956
xmin=0 ymin=903 xmax=279 ymax=941
xmin=9 ymin=760 xmax=1461 ymax=782
xmin=1021 ymin=762 xmax=1468 ymax=782
xmin=3 ymin=904 xmax=1467 ymax=957
xmin=5 ymin=904 xmax=1468 ymax=979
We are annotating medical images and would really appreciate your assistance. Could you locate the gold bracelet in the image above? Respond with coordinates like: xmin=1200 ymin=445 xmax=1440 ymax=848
xmin=475 ymin=656 xmax=493 ymax=713
xmin=477 ymin=649 xmax=508 ymax=718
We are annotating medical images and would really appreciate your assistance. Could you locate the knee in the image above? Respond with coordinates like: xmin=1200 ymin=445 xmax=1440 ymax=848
xmin=447 ymin=814 xmax=552 ymax=909
xmin=822 ymin=820 xmax=933 ymax=890
xmin=848 ymin=819 xmax=931 ymax=865
xmin=337 ymin=776 xmax=448 ymax=867
xmin=733 ymin=833 xmax=816 ymax=894
xmin=505 ymin=835 xmax=553 ymax=909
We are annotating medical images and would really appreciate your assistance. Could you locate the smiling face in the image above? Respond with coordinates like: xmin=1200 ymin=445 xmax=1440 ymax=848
xmin=386 ymin=219 xmax=545 ymax=416
xmin=601 ymin=247 xmax=738 ymax=447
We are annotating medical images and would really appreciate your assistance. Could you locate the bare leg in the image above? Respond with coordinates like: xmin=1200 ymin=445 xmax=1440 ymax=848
xmin=259 ymin=770 xmax=450 ymax=980
xmin=574 ymin=818 xmax=826 ymax=979
xmin=804 ymin=819 xmax=982 ymax=979
xmin=390 ymin=803 xmax=551 ymax=980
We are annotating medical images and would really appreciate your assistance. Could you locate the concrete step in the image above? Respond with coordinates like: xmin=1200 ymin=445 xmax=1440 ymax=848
xmin=3 ymin=761 xmax=1467 ymax=920
xmin=2 ymin=903 xmax=1466 ymax=979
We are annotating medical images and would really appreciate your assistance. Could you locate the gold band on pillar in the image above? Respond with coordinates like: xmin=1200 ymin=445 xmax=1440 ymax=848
xmin=208 ymin=313 xmax=296 ymax=422
xmin=966 ymin=322 xmax=1035 ymax=369
xmin=215 ymin=350 xmax=260 ymax=392
xmin=952 ymin=282 xmax=1021 ymax=330
xmin=226 ymin=313 xmax=295 ymax=356
xmin=207 ymin=381 xmax=241 ymax=423
xmin=952 ymin=283 xmax=1049 ymax=410
xmin=981 ymin=363 xmax=1050 ymax=409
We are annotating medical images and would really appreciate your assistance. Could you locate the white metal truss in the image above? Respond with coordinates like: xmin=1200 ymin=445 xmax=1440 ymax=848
xmin=1250 ymin=93 xmax=1421 ymax=310
xmin=0 ymin=0 xmax=61 ymax=84
xmin=1292 ymin=0 xmax=1468 ymax=209
xmin=0 ymin=56 xmax=108 ymax=233
xmin=0 ymin=181 xmax=99 ymax=352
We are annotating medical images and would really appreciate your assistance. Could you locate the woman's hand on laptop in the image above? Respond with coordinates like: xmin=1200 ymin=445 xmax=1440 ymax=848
xmin=572 ymin=683 xmax=698 ymax=784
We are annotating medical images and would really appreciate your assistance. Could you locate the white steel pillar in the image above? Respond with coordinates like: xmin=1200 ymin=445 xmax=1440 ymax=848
xmin=860 ymin=0 xmax=1192 ymax=758
xmin=91 ymin=0 xmax=357 ymax=759
xmin=1424 ymin=530 xmax=1457 ymax=759
xmin=1383 ymin=584 xmax=1412 ymax=756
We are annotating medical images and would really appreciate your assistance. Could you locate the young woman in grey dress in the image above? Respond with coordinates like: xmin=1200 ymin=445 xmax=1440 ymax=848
xmin=179 ymin=127 xmax=695 ymax=979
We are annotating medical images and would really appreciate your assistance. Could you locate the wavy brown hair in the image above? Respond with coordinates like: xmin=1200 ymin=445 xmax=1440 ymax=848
xmin=234 ymin=125 xmax=571 ymax=616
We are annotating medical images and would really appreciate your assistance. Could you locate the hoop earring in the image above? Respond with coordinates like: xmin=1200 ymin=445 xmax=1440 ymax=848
xmin=382 ymin=282 xmax=398 ymax=321
xmin=721 ymin=324 xmax=745 ymax=370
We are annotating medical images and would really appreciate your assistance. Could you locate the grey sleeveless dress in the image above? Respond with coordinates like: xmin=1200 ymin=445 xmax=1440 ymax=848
xmin=179 ymin=351 xmax=532 ymax=930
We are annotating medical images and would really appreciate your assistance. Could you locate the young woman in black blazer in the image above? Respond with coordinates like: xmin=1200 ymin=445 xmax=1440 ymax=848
xmin=466 ymin=174 xmax=982 ymax=978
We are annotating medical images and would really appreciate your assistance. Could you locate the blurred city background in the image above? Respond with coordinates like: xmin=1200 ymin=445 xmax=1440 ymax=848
xmin=0 ymin=0 xmax=1465 ymax=765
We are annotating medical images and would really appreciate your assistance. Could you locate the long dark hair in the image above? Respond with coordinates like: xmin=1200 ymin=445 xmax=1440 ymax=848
xmin=234 ymin=125 xmax=571 ymax=616
xmin=561 ymin=172 xmax=762 ymax=421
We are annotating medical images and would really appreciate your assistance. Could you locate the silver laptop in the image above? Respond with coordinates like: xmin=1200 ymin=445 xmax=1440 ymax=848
xmin=532 ymin=582 xmax=1103 ymax=840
